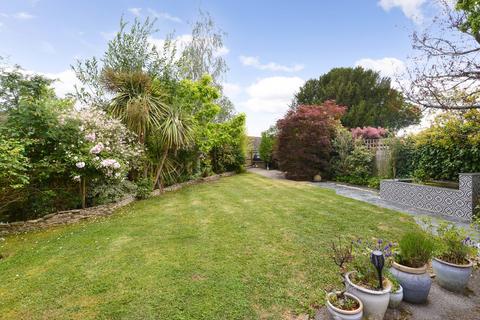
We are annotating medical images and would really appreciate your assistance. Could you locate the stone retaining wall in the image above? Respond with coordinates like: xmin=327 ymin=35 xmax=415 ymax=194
xmin=0 ymin=172 xmax=235 ymax=235
xmin=380 ymin=173 xmax=480 ymax=222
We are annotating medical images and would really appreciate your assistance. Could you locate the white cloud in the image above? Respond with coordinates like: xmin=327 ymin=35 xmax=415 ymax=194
xmin=239 ymin=55 xmax=304 ymax=72
xmin=222 ymin=83 xmax=242 ymax=98
xmin=40 ymin=41 xmax=56 ymax=54
xmin=378 ymin=0 xmax=426 ymax=23
xmin=13 ymin=12 xmax=35 ymax=20
xmin=214 ymin=46 xmax=230 ymax=57
xmin=147 ymin=9 xmax=182 ymax=23
xmin=242 ymin=76 xmax=304 ymax=113
xmin=128 ymin=8 xmax=142 ymax=17
xmin=355 ymin=57 xmax=406 ymax=78
xmin=43 ymin=69 xmax=80 ymax=97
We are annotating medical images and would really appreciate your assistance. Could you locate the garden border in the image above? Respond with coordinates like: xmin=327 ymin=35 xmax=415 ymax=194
xmin=0 ymin=172 xmax=235 ymax=235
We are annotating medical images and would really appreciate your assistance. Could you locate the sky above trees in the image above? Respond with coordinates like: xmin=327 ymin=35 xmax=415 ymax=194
xmin=0 ymin=0 xmax=434 ymax=135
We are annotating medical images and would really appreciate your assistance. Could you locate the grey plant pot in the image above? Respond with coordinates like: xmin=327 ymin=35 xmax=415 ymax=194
xmin=432 ymin=258 xmax=473 ymax=292
xmin=388 ymin=285 xmax=403 ymax=309
xmin=344 ymin=272 xmax=391 ymax=320
xmin=326 ymin=292 xmax=363 ymax=320
xmin=390 ymin=262 xmax=431 ymax=304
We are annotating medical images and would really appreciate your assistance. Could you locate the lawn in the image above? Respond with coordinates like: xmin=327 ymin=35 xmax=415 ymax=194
xmin=0 ymin=173 xmax=418 ymax=319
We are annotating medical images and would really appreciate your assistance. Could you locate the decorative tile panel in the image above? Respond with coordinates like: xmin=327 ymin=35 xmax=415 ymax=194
xmin=380 ymin=174 xmax=480 ymax=222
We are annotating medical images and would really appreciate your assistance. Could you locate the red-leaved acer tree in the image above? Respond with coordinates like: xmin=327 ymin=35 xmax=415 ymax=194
xmin=276 ymin=100 xmax=346 ymax=180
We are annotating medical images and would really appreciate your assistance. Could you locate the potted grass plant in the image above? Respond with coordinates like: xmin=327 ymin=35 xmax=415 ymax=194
xmin=344 ymin=239 xmax=392 ymax=320
xmin=389 ymin=231 xmax=434 ymax=304
xmin=431 ymin=222 xmax=478 ymax=292
xmin=327 ymin=237 xmax=363 ymax=320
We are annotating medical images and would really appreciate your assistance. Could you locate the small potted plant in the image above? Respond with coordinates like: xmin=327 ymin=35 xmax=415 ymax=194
xmin=387 ymin=273 xmax=403 ymax=309
xmin=327 ymin=237 xmax=363 ymax=320
xmin=389 ymin=231 xmax=434 ymax=304
xmin=431 ymin=222 xmax=478 ymax=292
xmin=344 ymin=239 xmax=392 ymax=320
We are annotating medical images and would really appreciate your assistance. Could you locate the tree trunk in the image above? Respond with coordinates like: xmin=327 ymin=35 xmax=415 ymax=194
xmin=153 ymin=149 xmax=169 ymax=192
xmin=81 ymin=177 xmax=86 ymax=209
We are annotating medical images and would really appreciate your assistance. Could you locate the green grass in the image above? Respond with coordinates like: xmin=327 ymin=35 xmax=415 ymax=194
xmin=0 ymin=173 xmax=418 ymax=319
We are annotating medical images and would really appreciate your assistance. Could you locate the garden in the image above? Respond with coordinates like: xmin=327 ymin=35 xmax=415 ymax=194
xmin=1 ymin=1 xmax=480 ymax=320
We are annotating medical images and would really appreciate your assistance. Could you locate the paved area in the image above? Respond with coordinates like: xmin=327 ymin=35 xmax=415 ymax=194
xmin=247 ymin=168 xmax=480 ymax=320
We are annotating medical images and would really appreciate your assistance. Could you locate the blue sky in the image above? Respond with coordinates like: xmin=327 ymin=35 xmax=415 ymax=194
xmin=0 ymin=0 xmax=433 ymax=135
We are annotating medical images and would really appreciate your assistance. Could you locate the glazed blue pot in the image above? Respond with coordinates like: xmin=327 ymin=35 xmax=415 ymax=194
xmin=390 ymin=262 xmax=431 ymax=304
xmin=432 ymin=258 xmax=473 ymax=292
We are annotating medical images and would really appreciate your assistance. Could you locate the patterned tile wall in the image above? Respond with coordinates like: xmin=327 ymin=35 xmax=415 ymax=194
xmin=380 ymin=173 xmax=480 ymax=222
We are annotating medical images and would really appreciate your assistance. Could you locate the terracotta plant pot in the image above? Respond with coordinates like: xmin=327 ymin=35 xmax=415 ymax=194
xmin=326 ymin=291 xmax=363 ymax=320
xmin=344 ymin=271 xmax=391 ymax=320
xmin=432 ymin=258 xmax=473 ymax=292
xmin=390 ymin=261 xmax=431 ymax=304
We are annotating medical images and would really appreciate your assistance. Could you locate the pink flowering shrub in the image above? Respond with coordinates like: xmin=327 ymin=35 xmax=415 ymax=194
xmin=351 ymin=126 xmax=388 ymax=139
xmin=58 ymin=108 xmax=144 ymax=207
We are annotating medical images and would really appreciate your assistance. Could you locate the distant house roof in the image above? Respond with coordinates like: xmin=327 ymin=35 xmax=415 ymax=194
xmin=249 ymin=136 xmax=261 ymax=151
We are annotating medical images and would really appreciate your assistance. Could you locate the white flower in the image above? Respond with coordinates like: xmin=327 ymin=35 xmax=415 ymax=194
xmin=85 ymin=132 xmax=96 ymax=142
xmin=73 ymin=175 xmax=81 ymax=182
xmin=76 ymin=162 xmax=85 ymax=169
xmin=89 ymin=142 xmax=104 ymax=154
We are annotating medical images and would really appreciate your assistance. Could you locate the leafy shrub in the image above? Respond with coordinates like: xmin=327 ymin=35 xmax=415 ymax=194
xmin=331 ymin=127 xmax=354 ymax=177
xmin=367 ymin=177 xmax=381 ymax=189
xmin=135 ymin=178 xmax=153 ymax=200
xmin=412 ymin=110 xmax=480 ymax=181
xmin=89 ymin=180 xmax=137 ymax=205
xmin=395 ymin=231 xmax=435 ymax=268
xmin=276 ymin=101 xmax=346 ymax=180
xmin=0 ymin=137 xmax=30 ymax=218
xmin=334 ymin=140 xmax=375 ymax=186
xmin=434 ymin=222 xmax=477 ymax=265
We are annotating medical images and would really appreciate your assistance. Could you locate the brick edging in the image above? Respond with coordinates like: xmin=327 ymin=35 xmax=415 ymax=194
xmin=0 ymin=172 xmax=235 ymax=236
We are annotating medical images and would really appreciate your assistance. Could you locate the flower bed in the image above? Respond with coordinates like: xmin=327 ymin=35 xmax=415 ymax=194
xmin=0 ymin=172 xmax=234 ymax=235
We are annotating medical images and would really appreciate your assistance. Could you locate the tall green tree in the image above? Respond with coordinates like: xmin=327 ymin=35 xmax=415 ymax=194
xmin=0 ymin=64 xmax=54 ymax=111
xmin=259 ymin=126 xmax=276 ymax=166
xmin=292 ymin=67 xmax=421 ymax=130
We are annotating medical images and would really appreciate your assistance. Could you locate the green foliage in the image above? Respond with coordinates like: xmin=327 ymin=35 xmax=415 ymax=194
xmin=396 ymin=231 xmax=435 ymax=268
xmin=0 ymin=137 xmax=30 ymax=216
xmin=259 ymin=126 xmax=276 ymax=164
xmin=89 ymin=180 xmax=137 ymax=205
xmin=434 ymin=222 xmax=477 ymax=265
xmin=0 ymin=64 xmax=54 ymax=111
xmin=412 ymin=110 xmax=480 ymax=181
xmin=135 ymin=178 xmax=154 ymax=200
xmin=456 ymin=0 xmax=480 ymax=36
xmin=367 ymin=176 xmax=381 ymax=189
xmin=293 ymin=67 xmax=421 ymax=130
xmin=335 ymin=140 xmax=375 ymax=185
xmin=331 ymin=127 xmax=355 ymax=177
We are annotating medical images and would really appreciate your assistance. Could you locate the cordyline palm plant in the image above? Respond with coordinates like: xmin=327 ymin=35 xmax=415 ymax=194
xmin=102 ymin=68 xmax=168 ymax=144
xmin=151 ymin=106 xmax=193 ymax=190
xmin=102 ymin=68 xmax=193 ymax=189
